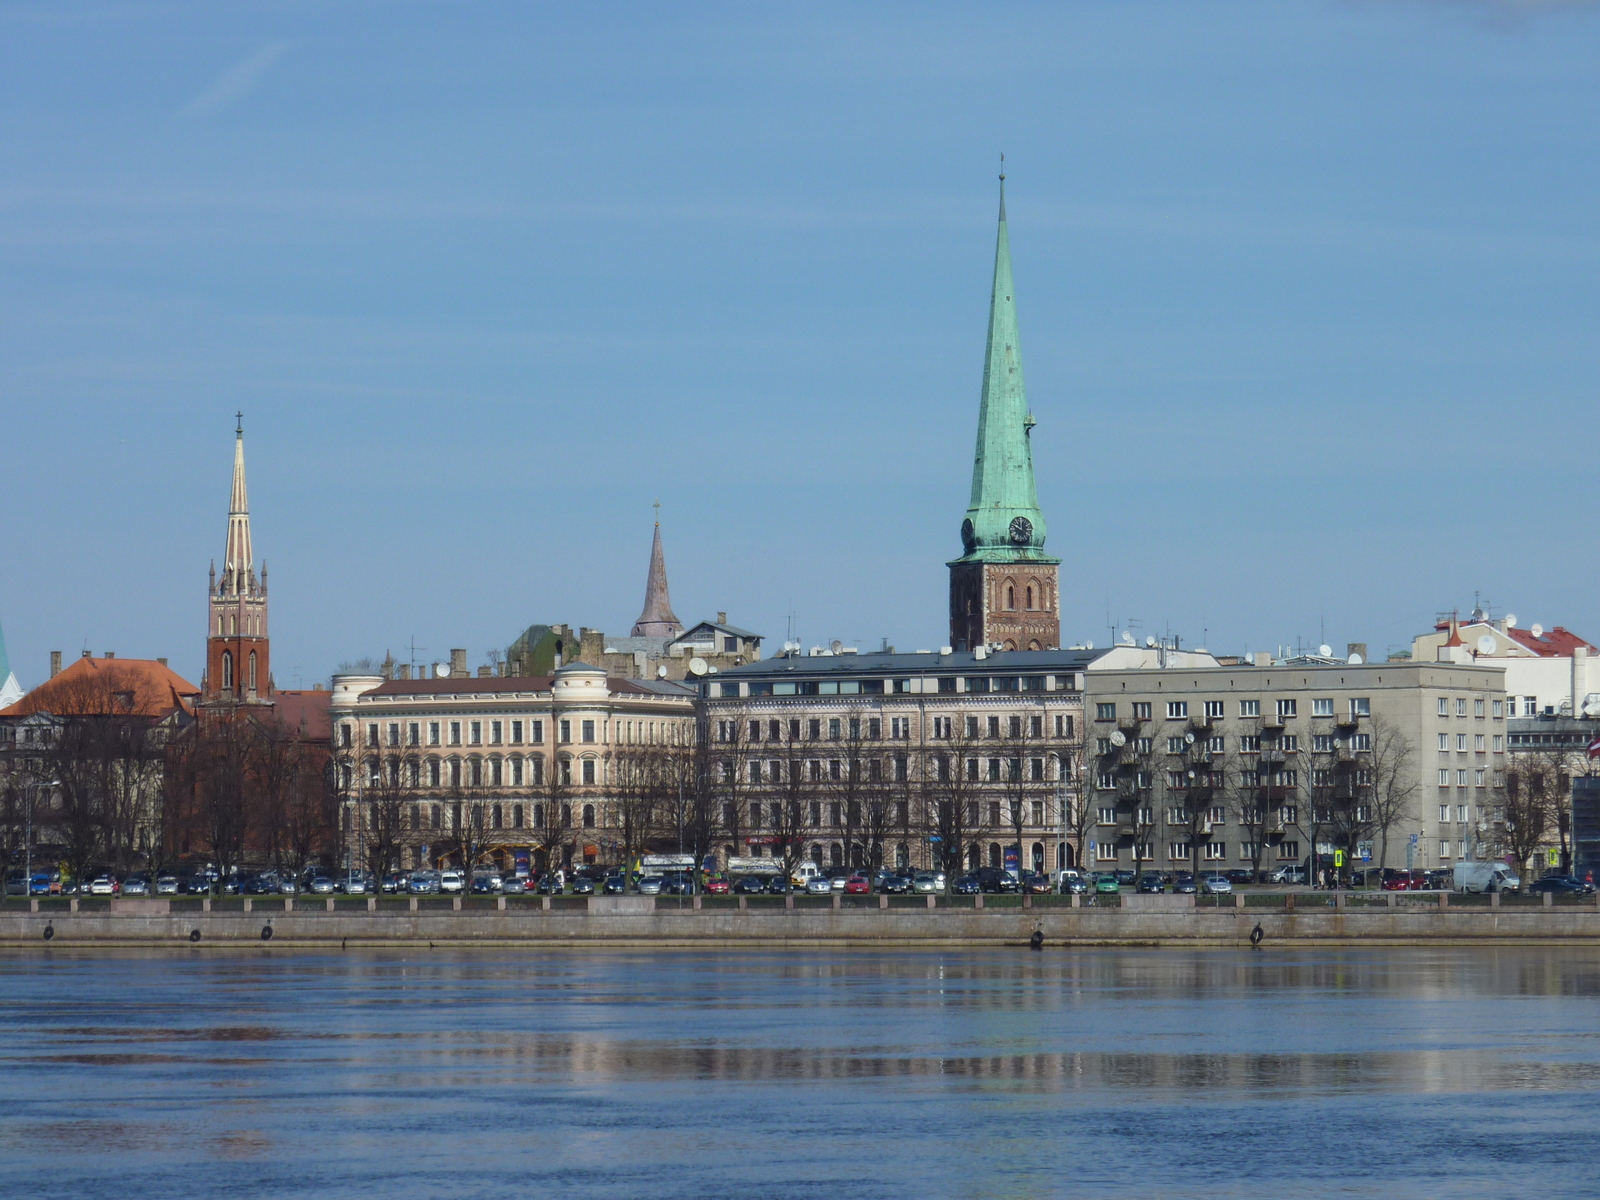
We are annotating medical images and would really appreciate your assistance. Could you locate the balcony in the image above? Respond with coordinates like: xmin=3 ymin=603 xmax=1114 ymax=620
xmin=1335 ymin=710 xmax=1361 ymax=729
xmin=1117 ymin=713 xmax=1143 ymax=732
xmin=1118 ymin=747 xmax=1140 ymax=766
xmin=1263 ymin=712 xmax=1285 ymax=730
xmin=1189 ymin=712 xmax=1214 ymax=732
xmin=1335 ymin=746 xmax=1355 ymax=763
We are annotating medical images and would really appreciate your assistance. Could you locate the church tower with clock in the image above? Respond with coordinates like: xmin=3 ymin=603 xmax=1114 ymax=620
xmin=948 ymin=172 xmax=1061 ymax=653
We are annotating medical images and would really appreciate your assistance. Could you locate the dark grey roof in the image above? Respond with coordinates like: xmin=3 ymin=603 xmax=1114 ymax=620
xmin=676 ymin=620 xmax=762 ymax=641
xmin=630 ymin=679 xmax=697 ymax=697
xmin=715 ymin=648 xmax=1097 ymax=679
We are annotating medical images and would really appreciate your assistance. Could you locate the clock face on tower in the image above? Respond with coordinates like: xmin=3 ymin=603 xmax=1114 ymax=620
xmin=1009 ymin=516 xmax=1033 ymax=545
xmin=961 ymin=518 xmax=975 ymax=550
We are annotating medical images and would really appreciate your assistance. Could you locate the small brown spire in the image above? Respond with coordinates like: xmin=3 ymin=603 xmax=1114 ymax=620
xmin=631 ymin=514 xmax=683 ymax=638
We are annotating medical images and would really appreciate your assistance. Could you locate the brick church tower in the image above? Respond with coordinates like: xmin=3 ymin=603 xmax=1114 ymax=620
xmin=203 ymin=417 xmax=271 ymax=704
xmin=948 ymin=171 xmax=1062 ymax=653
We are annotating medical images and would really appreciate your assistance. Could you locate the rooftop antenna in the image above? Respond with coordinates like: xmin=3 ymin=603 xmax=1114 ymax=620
xmin=408 ymin=636 xmax=427 ymax=674
xmin=653 ymin=498 xmax=661 ymax=527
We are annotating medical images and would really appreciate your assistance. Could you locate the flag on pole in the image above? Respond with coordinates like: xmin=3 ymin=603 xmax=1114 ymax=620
xmin=1588 ymin=732 xmax=1600 ymax=760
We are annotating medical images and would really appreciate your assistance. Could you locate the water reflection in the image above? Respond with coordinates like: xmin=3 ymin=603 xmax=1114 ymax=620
xmin=1 ymin=947 xmax=1597 ymax=1197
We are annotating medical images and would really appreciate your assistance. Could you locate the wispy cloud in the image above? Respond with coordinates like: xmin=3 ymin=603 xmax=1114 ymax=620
xmin=183 ymin=41 xmax=290 ymax=118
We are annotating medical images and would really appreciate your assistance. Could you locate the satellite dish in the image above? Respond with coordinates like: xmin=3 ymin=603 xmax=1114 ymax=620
xmin=1145 ymin=636 xmax=1157 ymax=648
xmin=831 ymin=640 xmax=843 ymax=654
xmin=1505 ymin=613 xmax=1517 ymax=629
xmin=1477 ymin=635 xmax=1496 ymax=655
xmin=1121 ymin=632 xmax=1135 ymax=646
xmin=1085 ymin=640 xmax=1093 ymax=650
xmin=1184 ymin=731 xmax=1196 ymax=744
xmin=1583 ymin=699 xmax=1600 ymax=718
xmin=435 ymin=663 xmax=449 ymax=678
xmin=688 ymin=657 xmax=708 ymax=676
xmin=1347 ymin=653 xmax=1363 ymax=665
xmin=1318 ymin=644 xmax=1332 ymax=658
xmin=1530 ymin=623 xmax=1544 ymax=638
xmin=1109 ymin=730 xmax=1127 ymax=747
xmin=656 ymin=665 xmax=668 ymax=679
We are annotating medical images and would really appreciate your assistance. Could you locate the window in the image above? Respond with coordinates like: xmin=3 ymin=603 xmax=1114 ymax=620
xmin=1282 ymin=735 xmax=1298 ymax=752
xmin=1456 ymin=698 xmax=1468 ymax=717
xmin=1351 ymin=733 xmax=1371 ymax=751
xmin=1457 ymin=769 xmax=1468 ymax=787
xmin=581 ymin=720 xmax=596 ymax=743
xmin=1313 ymin=735 xmax=1334 ymax=753
xmin=1439 ymin=769 xmax=1450 ymax=787
xmin=1097 ymin=807 xmax=1117 ymax=824
xmin=1473 ymin=699 xmax=1485 ymax=717
xmin=530 ymin=757 xmax=544 ymax=785
xmin=1279 ymin=805 xmax=1297 ymax=824
xmin=1096 ymin=703 xmax=1116 ymax=720
xmin=490 ymin=720 xmax=502 ymax=745
xmin=868 ymin=718 xmax=882 ymax=741
xmin=1440 ymin=841 xmax=1453 ymax=857
xmin=1437 ymin=698 xmax=1450 ymax=717
xmin=1524 ymin=696 xmax=1538 ymax=716
xmin=1312 ymin=699 xmax=1334 ymax=718
xmin=469 ymin=721 xmax=482 ymax=746
xmin=1276 ymin=699 xmax=1297 ymax=718
xmin=1031 ymin=758 xmax=1044 ymax=782
xmin=1278 ymin=841 xmax=1300 ymax=860
xmin=530 ymin=720 xmax=544 ymax=744
xmin=891 ymin=717 xmax=911 ymax=740
xmin=407 ymin=722 xmax=420 ymax=747
xmin=1438 ymin=734 xmax=1449 ymax=751
xmin=1490 ymin=699 xmax=1503 ymax=717
xmin=511 ymin=758 xmax=523 ymax=786
xmin=559 ymin=720 xmax=571 ymax=744
xmin=385 ymin=722 xmax=399 ymax=747
xmin=1167 ymin=701 xmax=1189 ymax=720
xmin=449 ymin=722 xmax=462 ymax=746
xmin=340 ymin=724 xmax=352 ymax=749
xmin=1493 ymin=735 xmax=1503 ymax=752
xmin=1474 ymin=734 xmax=1485 ymax=752
xmin=1439 ymin=804 xmax=1450 ymax=822
xmin=1097 ymin=773 xmax=1116 ymax=790
xmin=366 ymin=723 xmax=379 ymax=748
xmin=1132 ymin=702 xmax=1152 ymax=720
xmin=1350 ymin=698 xmax=1370 ymax=717
xmin=1135 ymin=737 xmax=1153 ymax=754
xmin=1203 ymin=842 xmax=1226 ymax=860
xmin=1168 ymin=737 xmax=1188 ymax=754
xmin=1239 ymin=735 xmax=1261 ymax=753
xmin=1240 ymin=700 xmax=1260 ymax=717
xmin=1457 ymin=734 xmax=1467 ymax=752
xmin=1096 ymin=843 xmax=1119 ymax=861
xmin=989 ymin=716 xmax=1001 ymax=739
xmin=1168 ymin=842 xmax=1191 ymax=861
xmin=1474 ymin=769 xmax=1486 ymax=788
xmin=1030 ymin=715 xmax=1043 ymax=738
xmin=933 ymin=716 xmax=951 ymax=739
xmin=582 ymin=759 xmax=596 ymax=785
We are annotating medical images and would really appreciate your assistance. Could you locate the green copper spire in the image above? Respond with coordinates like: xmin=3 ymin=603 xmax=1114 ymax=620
xmin=951 ymin=168 xmax=1057 ymax=567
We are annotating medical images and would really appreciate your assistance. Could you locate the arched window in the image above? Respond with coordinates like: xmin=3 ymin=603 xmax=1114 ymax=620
xmin=492 ymin=804 xmax=502 ymax=830
xmin=513 ymin=805 xmax=524 ymax=830
xmin=221 ymin=651 xmax=233 ymax=691
xmin=1006 ymin=585 xmax=1015 ymax=610
xmin=989 ymin=843 xmax=1002 ymax=868
xmin=469 ymin=758 xmax=482 ymax=788
xmin=830 ymin=842 xmax=843 ymax=866
xmin=431 ymin=805 xmax=442 ymax=830
xmin=1025 ymin=586 xmax=1034 ymax=610
xmin=533 ymin=803 xmax=545 ymax=829
xmin=248 ymin=651 xmax=257 ymax=691
xmin=560 ymin=803 xmax=572 ymax=826
xmin=582 ymin=803 xmax=595 ymax=828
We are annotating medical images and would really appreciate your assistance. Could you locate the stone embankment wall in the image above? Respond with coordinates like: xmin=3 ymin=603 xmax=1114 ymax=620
xmin=3 ymin=892 xmax=1600 ymax=947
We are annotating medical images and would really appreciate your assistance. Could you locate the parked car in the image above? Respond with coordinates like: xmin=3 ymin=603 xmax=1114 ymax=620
xmin=536 ymin=874 xmax=565 ymax=895
xmin=765 ymin=875 xmax=792 ymax=895
xmin=86 ymin=875 xmax=118 ymax=896
xmin=634 ymin=876 xmax=664 ymax=896
xmin=603 ymin=875 xmax=627 ymax=895
xmin=1225 ymin=869 xmax=1257 ymax=885
xmin=338 ymin=873 xmax=370 ymax=895
xmin=703 ymin=876 xmax=731 ymax=895
xmin=1059 ymin=873 xmax=1090 ymax=895
xmin=1113 ymin=870 xmax=1137 ymax=886
xmin=469 ymin=873 xmax=502 ymax=895
xmin=1267 ymin=866 xmax=1307 ymax=885
xmin=804 ymin=875 xmax=835 ymax=896
xmin=304 ymin=875 xmax=334 ymax=895
xmin=570 ymin=876 xmax=596 ymax=896
xmin=911 ymin=872 xmax=941 ymax=894
xmin=843 ymin=874 xmax=871 ymax=895
xmin=974 ymin=868 xmax=1019 ymax=894
xmin=879 ymin=873 xmax=913 ymax=894
xmin=733 ymin=875 xmax=769 ymax=895
xmin=1020 ymin=872 xmax=1053 ymax=895
xmin=1094 ymin=873 xmax=1120 ymax=894
xmin=952 ymin=874 xmax=982 ymax=895
xmin=659 ymin=873 xmax=695 ymax=896
xmin=437 ymin=871 xmax=465 ymax=894
xmin=120 ymin=874 xmax=151 ymax=897
xmin=1136 ymin=873 xmax=1166 ymax=894
xmin=1530 ymin=875 xmax=1595 ymax=896
xmin=1172 ymin=873 xmax=1198 ymax=895
xmin=1200 ymin=873 xmax=1233 ymax=895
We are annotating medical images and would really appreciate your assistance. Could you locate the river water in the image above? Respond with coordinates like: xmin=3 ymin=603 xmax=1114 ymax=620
xmin=1 ymin=946 xmax=1597 ymax=1197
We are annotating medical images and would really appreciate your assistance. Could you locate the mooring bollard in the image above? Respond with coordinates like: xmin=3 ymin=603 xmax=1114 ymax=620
xmin=1070 ymin=893 xmax=1080 ymax=908
xmin=1545 ymin=891 xmax=1554 ymax=908
xmin=1335 ymin=892 xmax=1346 ymax=909
xmin=201 ymin=898 xmax=210 ymax=913
xmin=1439 ymin=892 xmax=1448 ymax=910
xmin=367 ymin=897 xmax=377 ymax=912
xmin=927 ymin=894 xmax=937 ymax=909
xmin=878 ymin=894 xmax=887 ymax=910
xmin=541 ymin=896 xmax=551 ymax=911
xmin=1234 ymin=894 xmax=1245 ymax=909
xmin=831 ymin=893 xmax=840 ymax=910
xmin=326 ymin=897 xmax=335 ymax=912
xmin=1023 ymin=894 xmax=1032 ymax=909
xmin=285 ymin=897 xmax=294 ymax=913
xmin=739 ymin=896 xmax=749 ymax=911
xmin=693 ymin=895 xmax=702 ymax=910
xmin=70 ymin=897 xmax=79 ymax=913
xmin=1285 ymin=894 xmax=1295 ymax=911
xmin=409 ymin=896 xmax=418 ymax=912
xmin=451 ymin=896 xmax=462 ymax=911
xmin=1491 ymin=892 xmax=1501 ymax=908
xmin=495 ymin=896 xmax=505 ymax=911
xmin=30 ymin=898 xmax=39 ymax=913
xmin=243 ymin=898 xmax=252 ymax=913
xmin=975 ymin=893 xmax=984 ymax=909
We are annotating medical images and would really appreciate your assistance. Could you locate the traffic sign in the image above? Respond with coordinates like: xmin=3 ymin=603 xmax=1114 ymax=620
xmin=1333 ymin=850 xmax=1344 ymax=868
xmin=1409 ymin=834 xmax=1419 ymax=846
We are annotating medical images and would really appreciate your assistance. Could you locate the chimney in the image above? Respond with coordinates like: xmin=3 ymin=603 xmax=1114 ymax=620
xmin=398 ymin=664 xmax=412 ymax=680
xmin=103 ymin=651 xmax=115 ymax=659
xmin=82 ymin=650 xmax=91 ymax=659
xmin=450 ymin=649 xmax=468 ymax=678
xmin=50 ymin=651 xmax=61 ymax=678
xmin=717 ymin=612 xmax=727 ymax=626
xmin=477 ymin=665 xmax=491 ymax=678
xmin=157 ymin=657 xmax=168 ymax=667
xmin=1253 ymin=652 xmax=1273 ymax=667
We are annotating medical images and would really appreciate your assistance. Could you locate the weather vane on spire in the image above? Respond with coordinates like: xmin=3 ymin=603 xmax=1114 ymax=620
xmin=235 ymin=411 xmax=243 ymax=436
xmin=999 ymin=152 xmax=1005 ymax=182
xmin=653 ymin=498 xmax=661 ymax=526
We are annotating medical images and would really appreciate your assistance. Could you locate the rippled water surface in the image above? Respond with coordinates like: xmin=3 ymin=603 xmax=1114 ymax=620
xmin=2 ymin=947 xmax=1598 ymax=1197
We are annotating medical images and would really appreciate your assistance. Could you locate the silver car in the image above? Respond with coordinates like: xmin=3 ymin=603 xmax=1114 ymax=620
xmin=805 ymin=876 xmax=835 ymax=895
xmin=1200 ymin=873 xmax=1233 ymax=895
xmin=634 ymin=876 xmax=664 ymax=895
xmin=910 ymin=872 xmax=941 ymax=894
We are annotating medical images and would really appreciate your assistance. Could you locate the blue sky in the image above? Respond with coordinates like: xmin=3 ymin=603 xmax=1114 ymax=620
xmin=2 ymin=0 xmax=1598 ymax=688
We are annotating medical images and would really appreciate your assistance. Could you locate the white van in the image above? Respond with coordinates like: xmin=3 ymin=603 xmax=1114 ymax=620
xmin=789 ymin=861 xmax=822 ymax=888
xmin=1453 ymin=862 xmax=1520 ymax=894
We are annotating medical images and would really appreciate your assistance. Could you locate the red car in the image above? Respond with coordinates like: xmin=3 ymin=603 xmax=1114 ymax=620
xmin=703 ymin=876 xmax=731 ymax=895
xmin=1380 ymin=874 xmax=1411 ymax=891
xmin=843 ymin=874 xmax=871 ymax=895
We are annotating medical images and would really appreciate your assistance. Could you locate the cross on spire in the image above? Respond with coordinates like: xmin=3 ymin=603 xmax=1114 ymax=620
xmin=235 ymin=411 xmax=243 ymax=436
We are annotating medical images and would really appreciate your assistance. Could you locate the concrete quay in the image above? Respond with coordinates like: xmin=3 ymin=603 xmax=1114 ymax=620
xmin=5 ymin=894 xmax=1600 ymax=948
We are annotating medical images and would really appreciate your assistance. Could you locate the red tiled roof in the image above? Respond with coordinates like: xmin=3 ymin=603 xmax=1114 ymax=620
xmin=0 ymin=655 xmax=200 ymax=719
xmin=1504 ymin=625 xmax=1599 ymax=658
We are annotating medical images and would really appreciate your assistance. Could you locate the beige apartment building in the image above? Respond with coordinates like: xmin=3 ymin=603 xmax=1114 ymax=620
xmin=327 ymin=662 xmax=697 ymax=875
xmin=704 ymin=647 xmax=1093 ymax=875
xmin=1082 ymin=658 xmax=1510 ymax=877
